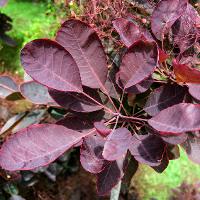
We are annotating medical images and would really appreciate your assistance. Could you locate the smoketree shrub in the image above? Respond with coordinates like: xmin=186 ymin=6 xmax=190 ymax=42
xmin=0 ymin=0 xmax=200 ymax=196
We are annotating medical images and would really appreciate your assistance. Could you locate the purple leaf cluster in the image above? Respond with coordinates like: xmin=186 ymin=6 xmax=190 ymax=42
xmin=0 ymin=0 xmax=200 ymax=196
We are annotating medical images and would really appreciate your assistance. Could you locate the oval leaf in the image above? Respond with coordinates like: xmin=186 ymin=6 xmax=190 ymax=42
xmin=129 ymin=134 xmax=166 ymax=166
xmin=188 ymin=84 xmax=200 ymax=101
xmin=20 ymin=81 xmax=55 ymax=105
xmin=151 ymin=0 xmax=188 ymax=40
xmin=172 ymin=4 xmax=200 ymax=53
xmin=0 ymin=76 xmax=18 ymax=99
xmin=113 ymin=18 xmax=153 ymax=47
xmin=118 ymin=40 xmax=158 ymax=90
xmin=80 ymin=134 xmax=107 ymax=174
xmin=0 ymin=124 xmax=87 ymax=171
xmin=148 ymin=103 xmax=200 ymax=133
xmin=56 ymin=19 xmax=108 ymax=89
xmin=102 ymin=128 xmax=132 ymax=161
xmin=97 ymin=158 xmax=125 ymax=196
xmin=21 ymin=39 xmax=82 ymax=92
xmin=144 ymin=84 xmax=187 ymax=116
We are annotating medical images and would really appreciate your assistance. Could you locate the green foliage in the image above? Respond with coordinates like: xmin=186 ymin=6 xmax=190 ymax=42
xmin=0 ymin=0 xmax=62 ymax=75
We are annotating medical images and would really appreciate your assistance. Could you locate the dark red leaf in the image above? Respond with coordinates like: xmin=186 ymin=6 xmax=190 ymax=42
xmin=0 ymin=76 xmax=19 ymax=99
xmin=117 ymin=40 xmax=158 ymax=90
xmin=97 ymin=158 xmax=125 ymax=196
xmin=173 ymin=60 xmax=200 ymax=83
xmin=0 ymin=124 xmax=89 ymax=171
xmin=172 ymin=4 xmax=200 ymax=52
xmin=161 ymin=133 xmax=188 ymax=145
xmin=94 ymin=122 xmax=111 ymax=137
xmin=188 ymin=84 xmax=200 ymax=101
xmin=49 ymin=87 xmax=102 ymax=113
xmin=104 ymin=66 xmax=122 ymax=100
xmin=182 ymin=135 xmax=200 ymax=164
xmin=125 ymin=76 xmax=153 ymax=94
xmin=102 ymin=128 xmax=132 ymax=161
xmin=151 ymin=0 xmax=188 ymax=40
xmin=151 ymin=151 xmax=169 ymax=173
xmin=113 ymin=18 xmax=153 ymax=47
xmin=144 ymin=84 xmax=187 ymax=116
xmin=159 ymin=49 xmax=169 ymax=63
xmin=80 ymin=134 xmax=107 ymax=174
xmin=148 ymin=103 xmax=200 ymax=133
xmin=20 ymin=81 xmax=55 ymax=105
xmin=56 ymin=115 xmax=94 ymax=132
xmin=56 ymin=19 xmax=108 ymax=89
xmin=21 ymin=39 xmax=82 ymax=92
xmin=129 ymin=134 xmax=166 ymax=166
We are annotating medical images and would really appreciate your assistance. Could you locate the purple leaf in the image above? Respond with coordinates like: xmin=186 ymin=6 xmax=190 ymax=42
xmin=188 ymin=84 xmax=200 ymax=101
xmin=172 ymin=4 xmax=200 ymax=52
xmin=102 ymin=128 xmax=132 ymax=161
xmin=104 ymin=66 xmax=122 ymax=100
xmin=80 ymin=134 xmax=107 ymax=174
xmin=125 ymin=76 xmax=153 ymax=94
xmin=94 ymin=122 xmax=111 ymax=137
xmin=144 ymin=84 xmax=187 ymax=116
xmin=182 ymin=135 xmax=200 ymax=164
xmin=49 ymin=87 xmax=102 ymax=113
xmin=117 ymin=40 xmax=158 ymax=90
xmin=151 ymin=0 xmax=188 ymax=40
xmin=20 ymin=81 xmax=55 ymax=105
xmin=161 ymin=133 xmax=188 ymax=145
xmin=151 ymin=151 xmax=169 ymax=173
xmin=97 ymin=158 xmax=125 ymax=196
xmin=21 ymin=39 xmax=82 ymax=92
xmin=56 ymin=115 xmax=94 ymax=132
xmin=0 ymin=76 xmax=18 ymax=99
xmin=148 ymin=103 xmax=200 ymax=133
xmin=129 ymin=134 xmax=166 ymax=166
xmin=0 ymin=124 xmax=88 ymax=171
xmin=55 ymin=19 xmax=108 ymax=89
xmin=113 ymin=18 xmax=153 ymax=47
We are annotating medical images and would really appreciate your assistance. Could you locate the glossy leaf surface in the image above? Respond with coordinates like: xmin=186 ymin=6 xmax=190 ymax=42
xmin=0 ymin=124 xmax=87 ymax=171
xmin=148 ymin=103 xmax=200 ymax=133
xmin=21 ymin=39 xmax=82 ymax=92
xmin=151 ymin=0 xmax=187 ymax=40
xmin=56 ymin=19 xmax=108 ymax=89
xmin=118 ymin=40 xmax=158 ymax=90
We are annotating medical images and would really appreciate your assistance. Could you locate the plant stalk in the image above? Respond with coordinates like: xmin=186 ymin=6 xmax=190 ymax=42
xmin=110 ymin=181 xmax=122 ymax=200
